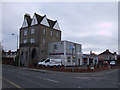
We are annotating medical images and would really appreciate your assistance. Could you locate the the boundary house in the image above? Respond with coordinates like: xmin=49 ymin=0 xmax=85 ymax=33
xmin=98 ymin=49 xmax=117 ymax=63
xmin=19 ymin=13 xmax=61 ymax=66
xmin=48 ymin=40 xmax=82 ymax=66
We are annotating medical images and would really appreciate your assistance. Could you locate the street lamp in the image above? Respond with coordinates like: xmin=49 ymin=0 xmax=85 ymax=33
xmin=12 ymin=33 xmax=19 ymax=50
xmin=12 ymin=33 xmax=19 ymax=66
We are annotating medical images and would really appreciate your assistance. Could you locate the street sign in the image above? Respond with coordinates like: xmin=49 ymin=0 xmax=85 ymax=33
xmin=69 ymin=46 xmax=74 ymax=49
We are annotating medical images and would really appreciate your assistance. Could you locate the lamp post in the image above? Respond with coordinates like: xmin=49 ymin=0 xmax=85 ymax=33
xmin=12 ymin=33 xmax=19 ymax=50
xmin=12 ymin=33 xmax=19 ymax=66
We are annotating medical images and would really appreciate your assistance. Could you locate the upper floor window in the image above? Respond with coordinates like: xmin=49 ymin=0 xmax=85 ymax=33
xmin=31 ymin=28 xmax=35 ymax=34
xmin=24 ymin=30 xmax=27 ymax=36
xmin=56 ymin=32 xmax=59 ymax=37
xmin=43 ymin=28 xmax=46 ymax=34
xmin=50 ymin=31 xmax=53 ymax=36
xmin=30 ymin=38 xmax=35 ymax=43
xmin=24 ymin=30 xmax=27 ymax=35
xmin=53 ymin=44 xmax=57 ymax=50
xmin=23 ymin=39 xmax=27 ymax=44
xmin=43 ymin=38 xmax=46 ymax=45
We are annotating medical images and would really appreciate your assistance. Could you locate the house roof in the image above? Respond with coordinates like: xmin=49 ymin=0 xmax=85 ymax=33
xmin=34 ymin=13 xmax=44 ymax=24
xmin=24 ymin=13 xmax=57 ymax=28
xmin=47 ymin=19 xmax=56 ymax=28
xmin=99 ymin=49 xmax=116 ymax=55
xmin=24 ymin=14 xmax=32 ymax=26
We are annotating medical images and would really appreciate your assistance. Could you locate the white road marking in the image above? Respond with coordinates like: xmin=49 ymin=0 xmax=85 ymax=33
xmin=34 ymin=76 xmax=59 ymax=83
xmin=17 ymin=72 xmax=30 ymax=76
xmin=78 ymin=86 xmax=82 ymax=88
xmin=7 ymin=70 xmax=15 ymax=72
xmin=0 ymin=76 xmax=22 ymax=88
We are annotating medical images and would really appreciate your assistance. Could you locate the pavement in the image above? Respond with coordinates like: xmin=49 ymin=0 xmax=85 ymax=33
xmin=1 ymin=64 xmax=119 ymax=88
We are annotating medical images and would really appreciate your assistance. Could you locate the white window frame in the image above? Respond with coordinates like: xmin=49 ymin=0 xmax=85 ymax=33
xmin=50 ymin=31 xmax=53 ymax=36
xmin=43 ymin=28 xmax=46 ymax=34
xmin=31 ymin=28 xmax=35 ymax=34
xmin=24 ymin=30 xmax=27 ymax=36
xmin=23 ymin=39 xmax=27 ymax=44
xmin=30 ymin=38 xmax=35 ymax=43
xmin=56 ymin=32 xmax=59 ymax=37
xmin=43 ymin=38 xmax=46 ymax=45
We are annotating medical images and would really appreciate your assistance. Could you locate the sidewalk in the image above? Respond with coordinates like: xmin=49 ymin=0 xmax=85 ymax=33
xmin=2 ymin=64 xmax=118 ymax=76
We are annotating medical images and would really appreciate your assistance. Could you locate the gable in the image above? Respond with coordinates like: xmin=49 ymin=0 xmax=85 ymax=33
xmin=31 ymin=14 xmax=38 ymax=26
xmin=22 ymin=18 xmax=28 ymax=28
xmin=53 ymin=21 xmax=60 ymax=30
xmin=40 ymin=16 xmax=50 ymax=27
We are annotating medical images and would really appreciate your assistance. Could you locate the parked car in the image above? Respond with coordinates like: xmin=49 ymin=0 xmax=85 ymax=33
xmin=103 ymin=61 xmax=109 ymax=65
xmin=37 ymin=58 xmax=62 ymax=67
xmin=110 ymin=61 xmax=116 ymax=65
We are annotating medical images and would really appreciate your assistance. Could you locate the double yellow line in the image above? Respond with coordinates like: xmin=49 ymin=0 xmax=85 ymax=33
xmin=0 ymin=76 xmax=23 ymax=89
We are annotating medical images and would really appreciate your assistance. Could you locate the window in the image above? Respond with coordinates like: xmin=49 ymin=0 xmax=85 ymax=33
xmin=50 ymin=31 xmax=52 ymax=36
xmin=53 ymin=45 xmax=57 ymax=50
xmin=43 ymin=38 xmax=45 ymax=45
xmin=45 ymin=59 xmax=50 ymax=63
xmin=31 ymin=28 xmax=35 ymax=34
xmin=43 ymin=28 xmax=46 ymax=34
xmin=23 ymin=39 xmax=27 ymax=44
xmin=30 ymin=38 xmax=35 ymax=43
xmin=56 ymin=32 xmax=58 ymax=37
xmin=24 ymin=30 xmax=27 ymax=35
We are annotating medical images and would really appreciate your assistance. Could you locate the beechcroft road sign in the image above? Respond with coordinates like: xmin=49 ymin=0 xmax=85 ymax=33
xmin=69 ymin=46 xmax=75 ymax=49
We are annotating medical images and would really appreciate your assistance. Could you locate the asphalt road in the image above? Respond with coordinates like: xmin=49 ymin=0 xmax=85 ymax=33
xmin=1 ymin=65 xmax=119 ymax=89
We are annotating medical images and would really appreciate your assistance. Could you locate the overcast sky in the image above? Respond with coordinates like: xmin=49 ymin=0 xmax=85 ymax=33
xmin=2 ymin=2 xmax=118 ymax=54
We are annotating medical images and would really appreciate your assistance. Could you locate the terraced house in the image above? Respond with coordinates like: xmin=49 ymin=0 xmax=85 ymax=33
xmin=19 ymin=13 xmax=61 ymax=66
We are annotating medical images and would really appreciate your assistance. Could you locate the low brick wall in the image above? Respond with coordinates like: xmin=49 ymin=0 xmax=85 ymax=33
xmin=29 ymin=64 xmax=118 ymax=73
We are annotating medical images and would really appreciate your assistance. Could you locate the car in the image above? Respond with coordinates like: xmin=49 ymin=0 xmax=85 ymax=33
xmin=37 ymin=58 xmax=62 ymax=67
xmin=110 ymin=61 xmax=116 ymax=65
xmin=103 ymin=61 xmax=109 ymax=65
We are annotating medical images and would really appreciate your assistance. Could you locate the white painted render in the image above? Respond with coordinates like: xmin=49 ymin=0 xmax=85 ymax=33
xmin=31 ymin=14 xmax=38 ymax=26
xmin=22 ymin=18 xmax=28 ymax=28
xmin=53 ymin=21 xmax=61 ymax=30
xmin=40 ymin=16 xmax=50 ymax=27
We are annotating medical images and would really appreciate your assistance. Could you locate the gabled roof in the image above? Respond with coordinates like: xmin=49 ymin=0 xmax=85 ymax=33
xmin=22 ymin=13 xmax=60 ymax=30
xmin=47 ymin=19 xmax=56 ymax=28
xmin=24 ymin=14 xmax=32 ymax=26
xmin=34 ymin=13 xmax=44 ymax=24
xmin=99 ymin=49 xmax=115 ymax=55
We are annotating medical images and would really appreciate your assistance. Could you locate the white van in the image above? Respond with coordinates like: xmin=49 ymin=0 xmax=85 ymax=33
xmin=37 ymin=58 xmax=62 ymax=67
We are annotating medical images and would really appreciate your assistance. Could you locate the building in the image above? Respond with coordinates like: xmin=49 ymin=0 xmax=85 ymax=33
xmin=48 ymin=40 xmax=82 ymax=66
xmin=98 ymin=49 xmax=117 ymax=63
xmin=82 ymin=53 xmax=98 ymax=65
xmin=19 ymin=13 xmax=61 ymax=66
xmin=2 ymin=50 xmax=17 ymax=65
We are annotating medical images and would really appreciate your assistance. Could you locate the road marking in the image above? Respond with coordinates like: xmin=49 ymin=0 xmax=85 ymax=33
xmin=0 ymin=76 xmax=22 ymax=89
xmin=17 ymin=72 xmax=30 ymax=76
xmin=7 ymin=70 xmax=15 ymax=72
xmin=34 ymin=76 xmax=59 ymax=83
xmin=75 ymin=77 xmax=89 ymax=79
xmin=78 ymin=86 xmax=82 ymax=88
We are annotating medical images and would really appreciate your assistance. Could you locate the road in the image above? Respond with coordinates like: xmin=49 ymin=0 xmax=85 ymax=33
xmin=1 ymin=65 xmax=119 ymax=89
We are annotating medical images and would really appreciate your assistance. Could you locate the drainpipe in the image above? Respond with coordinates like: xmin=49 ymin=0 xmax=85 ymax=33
xmin=64 ymin=41 xmax=66 ymax=66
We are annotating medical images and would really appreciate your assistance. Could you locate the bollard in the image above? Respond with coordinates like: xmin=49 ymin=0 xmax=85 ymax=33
xmin=36 ymin=65 xmax=39 ymax=69
xmin=28 ymin=64 xmax=31 ymax=68
xmin=32 ymin=64 xmax=34 ymax=68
